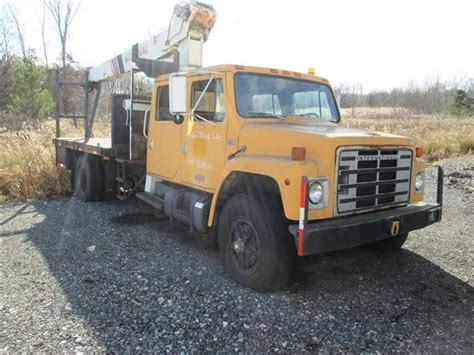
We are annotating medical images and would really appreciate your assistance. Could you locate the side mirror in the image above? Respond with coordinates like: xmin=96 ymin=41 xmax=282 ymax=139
xmin=169 ymin=75 xmax=187 ymax=124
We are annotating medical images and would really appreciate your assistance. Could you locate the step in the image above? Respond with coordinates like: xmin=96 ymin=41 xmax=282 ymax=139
xmin=135 ymin=191 xmax=164 ymax=210
xmin=115 ymin=158 xmax=146 ymax=165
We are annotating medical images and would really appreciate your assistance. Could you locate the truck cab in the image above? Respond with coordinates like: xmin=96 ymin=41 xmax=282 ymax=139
xmin=136 ymin=64 xmax=443 ymax=292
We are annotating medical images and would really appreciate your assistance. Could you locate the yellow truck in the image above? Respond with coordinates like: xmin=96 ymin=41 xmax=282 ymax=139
xmin=53 ymin=2 xmax=443 ymax=292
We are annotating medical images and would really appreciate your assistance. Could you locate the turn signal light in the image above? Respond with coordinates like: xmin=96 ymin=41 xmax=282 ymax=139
xmin=291 ymin=147 xmax=306 ymax=161
xmin=416 ymin=146 xmax=424 ymax=158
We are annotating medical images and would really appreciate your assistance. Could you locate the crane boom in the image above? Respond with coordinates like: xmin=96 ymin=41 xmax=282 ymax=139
xmin=88 ymin=1 xmax=217 ymax=82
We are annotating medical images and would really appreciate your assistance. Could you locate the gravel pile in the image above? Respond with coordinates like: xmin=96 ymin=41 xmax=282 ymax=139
xmin=1 ymin=157 xmax=473 ymax=352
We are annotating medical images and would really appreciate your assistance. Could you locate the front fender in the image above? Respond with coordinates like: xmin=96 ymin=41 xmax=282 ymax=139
xmin=208 ymin=155 xmax=318 ymax=225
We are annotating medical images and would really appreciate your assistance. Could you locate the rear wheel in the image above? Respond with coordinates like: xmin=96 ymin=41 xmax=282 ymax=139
xmin=75 ymin=154 xmax=103 ymax=202
xmin=218 ymin=193 xmax=295 ymax=292
xmin=363 ymin=232 xmax=409 ymax=251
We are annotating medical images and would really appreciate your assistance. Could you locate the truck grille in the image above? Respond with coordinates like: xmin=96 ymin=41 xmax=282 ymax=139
xmin=336 ymin=147 xmax=413 ymax=214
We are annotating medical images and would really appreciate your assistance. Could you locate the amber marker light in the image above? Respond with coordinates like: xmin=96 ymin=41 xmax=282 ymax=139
xmin=284 ymin=178 xmax=291 ymax=186
xmin=416 ymin=147 xmax=424 ymax=158
xmin=291 ymin=147 xmax=306 ymax=161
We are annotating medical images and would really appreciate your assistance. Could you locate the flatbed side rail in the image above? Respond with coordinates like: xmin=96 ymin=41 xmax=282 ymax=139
xmin=53 ymin=137 xmax=113 ymax=157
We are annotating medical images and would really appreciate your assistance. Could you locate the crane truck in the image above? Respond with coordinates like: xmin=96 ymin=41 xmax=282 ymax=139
xmin=53 ymin=1 xmax=443 ymax=292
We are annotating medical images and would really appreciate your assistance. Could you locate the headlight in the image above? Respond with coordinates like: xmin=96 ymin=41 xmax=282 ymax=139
xmin=309 ymin=182 xmax=323 ymax=204
xmin=416 ymin=172 xmax=425 ymax=192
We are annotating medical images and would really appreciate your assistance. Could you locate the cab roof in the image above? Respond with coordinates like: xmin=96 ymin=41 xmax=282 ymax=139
xmin=155 ymin=64 xmax=332 ymax=86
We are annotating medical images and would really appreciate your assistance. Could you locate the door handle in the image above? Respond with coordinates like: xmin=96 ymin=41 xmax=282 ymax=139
xmin=143 ymin=108 xmax=150 ymax=139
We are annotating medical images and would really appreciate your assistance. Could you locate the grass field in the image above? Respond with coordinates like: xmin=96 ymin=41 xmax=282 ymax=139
xmin=0 ymin=114 xmax=472 ymax=202
xmin=342 ymin=115 xmax=474 ymax=161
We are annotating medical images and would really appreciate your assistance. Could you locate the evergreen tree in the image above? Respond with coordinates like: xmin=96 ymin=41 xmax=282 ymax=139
xmin=8 ymin=57 xmax=54 ymax=122
xmin=444 ymin=90 xmax=474 ymax=117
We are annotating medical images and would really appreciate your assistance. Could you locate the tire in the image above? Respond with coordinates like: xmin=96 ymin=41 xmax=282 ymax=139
xmin=75 ymin=154 xmax=103 ymax=202
xmin=363 ymin=232 xmax=409 ymax=251
xmin=102 ymin=159 xmax=117 ymax=201
xmin=218 ymin=193 xmax=295 ymax=292
xmin=70 ymin=162 xmax=76 ymax=193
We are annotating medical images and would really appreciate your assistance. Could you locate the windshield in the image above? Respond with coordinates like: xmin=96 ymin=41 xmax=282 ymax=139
xmin=234 ymin=73 xmax=340 ymax=121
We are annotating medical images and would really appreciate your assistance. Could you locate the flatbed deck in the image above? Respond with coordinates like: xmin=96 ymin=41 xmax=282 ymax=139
xmin=54 ymin=137 xmax=113 ymax=157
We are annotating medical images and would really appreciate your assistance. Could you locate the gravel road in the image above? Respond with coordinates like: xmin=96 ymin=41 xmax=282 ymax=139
xmin=1 ymin=157 xmax=473 ymax=352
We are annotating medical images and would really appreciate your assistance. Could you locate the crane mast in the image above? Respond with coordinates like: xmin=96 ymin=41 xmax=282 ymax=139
xmin=88 ymin=1 xmax=217 ymax=82
xmin=54 ymin=1 xmax=216 ymax=158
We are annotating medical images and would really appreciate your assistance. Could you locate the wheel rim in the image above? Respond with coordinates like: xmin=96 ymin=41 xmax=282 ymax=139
xmin=228 ymin=217 xmax=261 ymax=275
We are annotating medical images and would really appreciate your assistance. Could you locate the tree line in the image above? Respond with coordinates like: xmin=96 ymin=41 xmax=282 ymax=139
xmin=335 ymin=76 xmax=474 ymax=117
xmin=1 ymin=0 xmax=473 ymax=132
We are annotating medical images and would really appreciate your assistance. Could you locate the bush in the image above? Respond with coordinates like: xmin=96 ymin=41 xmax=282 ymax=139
xmin=0 ymin=110 xmax=29 ymax=131
xmin=7 ymin=57 xmax=54 ymax=124
xmin=444 ymin=90 xmax=474 ymax=117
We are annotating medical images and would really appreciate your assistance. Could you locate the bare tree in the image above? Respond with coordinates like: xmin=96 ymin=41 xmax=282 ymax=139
xmin=349 ymin=83 xmax=363 ymax=118
xmin=7 ymin=5 xmax=26 ymax=60
xmin=0 ymin=6 xmax=12 ymax=57
xmin=45 ymin=0 xmax=80 ymax=68
xmin=0 ymin=5 xmax=15 ymax=111
xmin=38 ymin=2 xmax=49 ymax=67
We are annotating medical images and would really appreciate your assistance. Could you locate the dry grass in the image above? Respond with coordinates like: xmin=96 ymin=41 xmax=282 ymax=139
xmin=0 ymin=118 xmax=110 ymax=203
xmin=340 ymin=107 xmax=413 ymax=119
xmin=342 ymin=115 xmax=474 ymax=161
xmin=1 ymin=114 xmax=472 ymax=202
xmin=0 ymin=130 xmax=69 ymax=203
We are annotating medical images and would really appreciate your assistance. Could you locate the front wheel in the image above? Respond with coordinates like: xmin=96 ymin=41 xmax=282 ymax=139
xmin=363 ymin=232 xmax=409 ymax=251
xmin=218 ymin=193 xmax=295 ymax=292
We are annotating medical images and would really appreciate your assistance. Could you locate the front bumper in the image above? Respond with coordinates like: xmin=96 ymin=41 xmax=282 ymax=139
xmin=290 ymin=166 xmax=444 ymax=256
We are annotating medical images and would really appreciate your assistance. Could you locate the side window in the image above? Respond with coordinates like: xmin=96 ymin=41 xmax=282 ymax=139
xmin=252 ymin=94 xmax=282 ymax=115
xmin=192 ymin=79 xmax=225 ymax=122
xmin=156 ymin=85 xmax=174 ymax=121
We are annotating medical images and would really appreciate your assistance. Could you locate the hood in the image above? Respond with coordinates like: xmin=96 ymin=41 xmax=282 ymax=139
xmin=237 ymin=117 xmax=413 ymax=160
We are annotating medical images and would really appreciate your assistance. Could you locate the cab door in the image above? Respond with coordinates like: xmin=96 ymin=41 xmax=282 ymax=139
xmin=181 ymin=75 xmax=228 ymax=190
xmin=146 ymin=84 xmax=182 ymax=180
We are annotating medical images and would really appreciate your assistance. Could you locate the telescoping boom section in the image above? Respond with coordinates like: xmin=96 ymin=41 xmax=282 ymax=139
xmin=88 ymin=1 xmax=217 ymax=82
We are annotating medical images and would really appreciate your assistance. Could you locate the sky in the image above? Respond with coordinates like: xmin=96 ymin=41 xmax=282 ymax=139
xmin=2 ymin=0 xmax=474 ymax=91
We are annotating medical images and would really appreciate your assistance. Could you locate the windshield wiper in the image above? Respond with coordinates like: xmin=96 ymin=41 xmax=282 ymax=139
xmin=246 ymin=111 xmax=286 ymax=119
